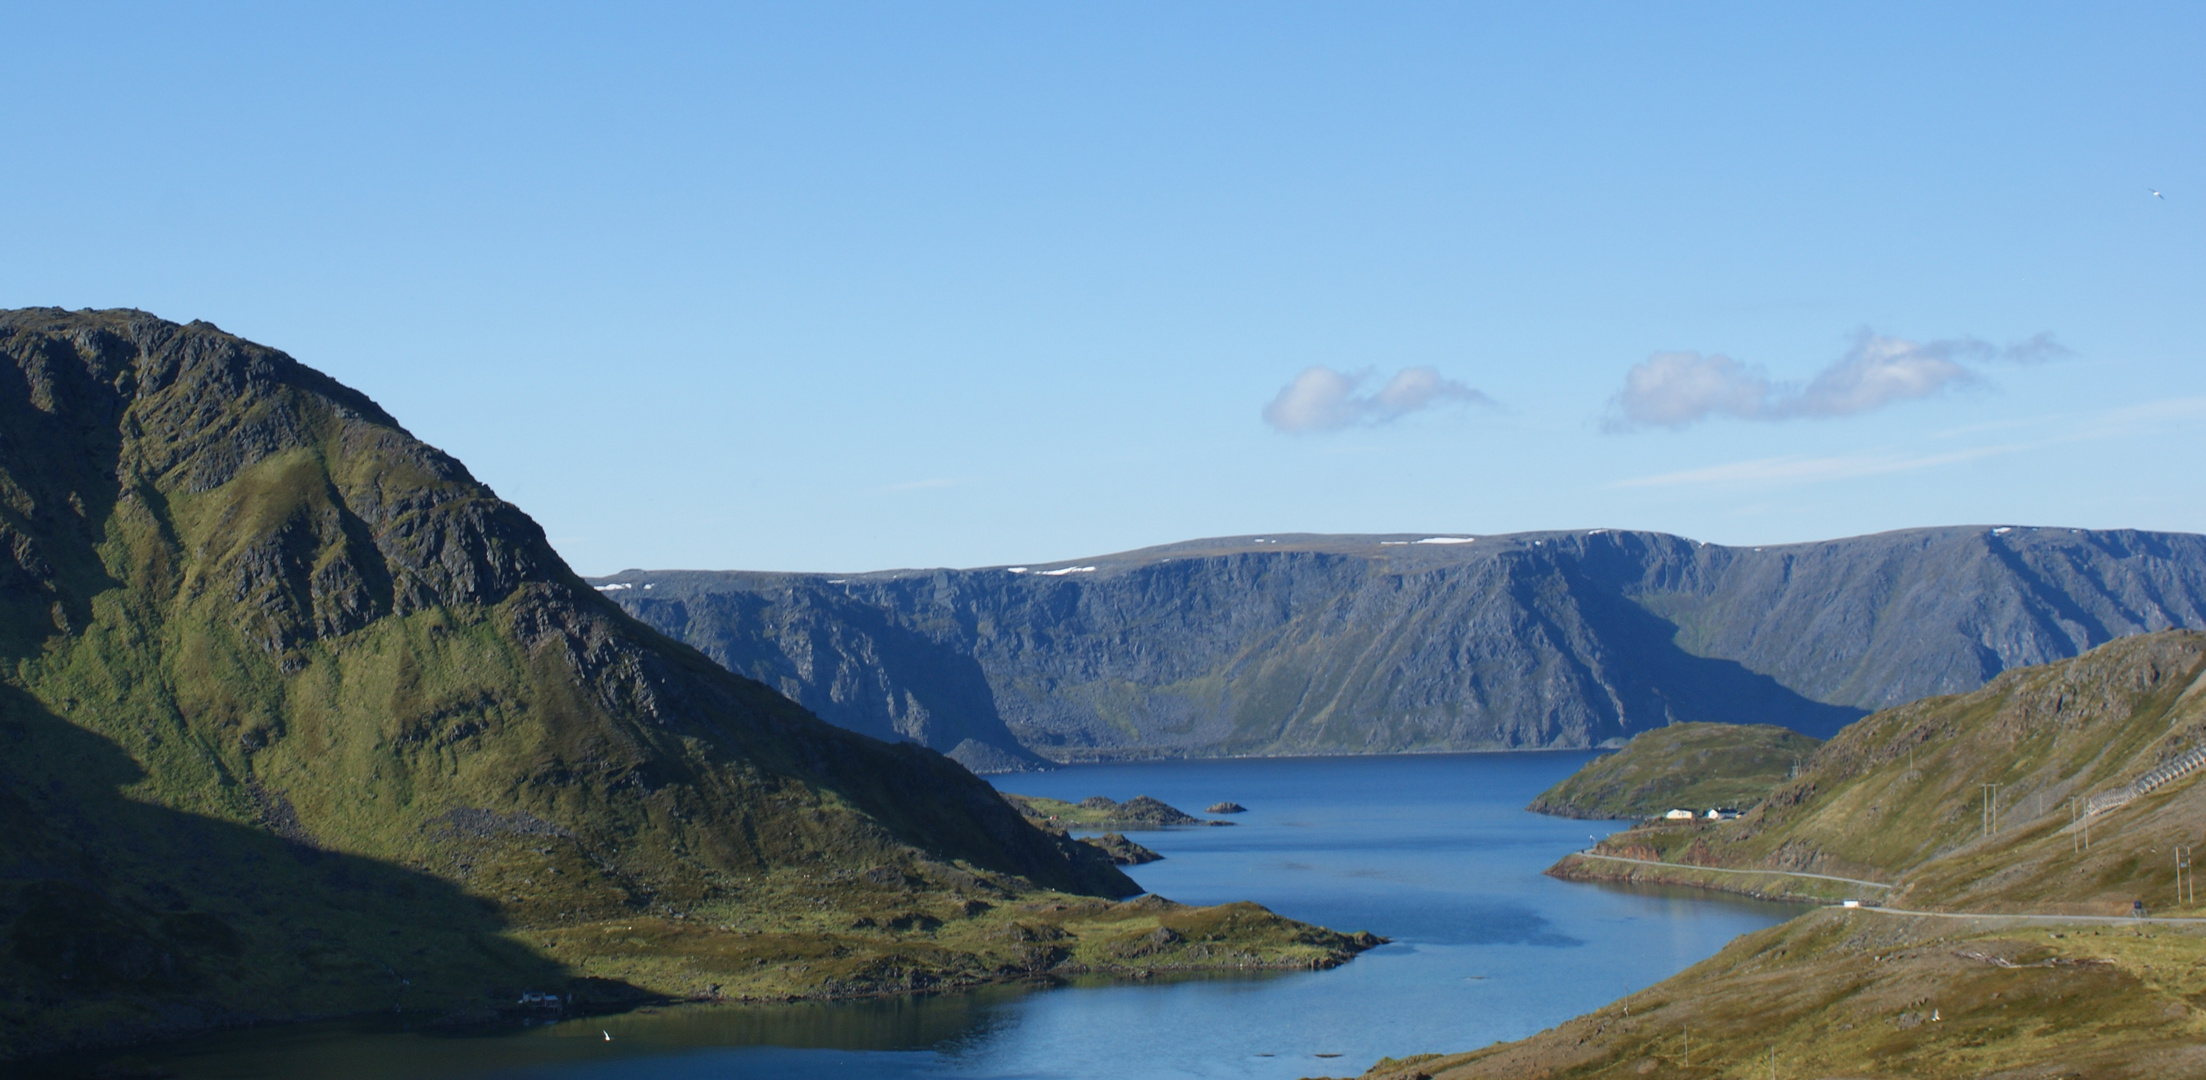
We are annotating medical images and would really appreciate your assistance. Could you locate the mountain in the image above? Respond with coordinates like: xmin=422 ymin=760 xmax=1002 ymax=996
xmin=0 ymin=310 xmax=1368 ymax=1061
xmin=598 ymin=528 xmax=2206 ymax=764
xmin=1362 ymin=630 xmax=2206 ymax=1079
xmin=1524 ymin=723 xmax=1821 ymax=820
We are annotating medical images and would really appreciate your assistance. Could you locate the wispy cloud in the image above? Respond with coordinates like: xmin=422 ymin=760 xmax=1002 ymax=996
xmin=1613 ymin=446 xmax=2024 ymax=489
xmin=1612 ymin=394 xmax=2200 ymax=492
xmin=1926 ymin=394 xmax=2206 ymax=441
xmin=1999 ymin=332 xmax=2073 ymax=366
xmin=1605 ymin=330 xmax=2069 ymax=432
xmin=2065 ymin=395 xmax=2206 ymax=437
xmin=1263 ymin=366 xmax=1492 ymax=434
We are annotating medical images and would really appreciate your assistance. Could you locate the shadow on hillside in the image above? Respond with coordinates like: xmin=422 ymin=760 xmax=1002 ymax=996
xmin=0 ymin=681 xmax=643 ymax=1061
xmin=1573 ymin=579 xmax=1867 ymax=740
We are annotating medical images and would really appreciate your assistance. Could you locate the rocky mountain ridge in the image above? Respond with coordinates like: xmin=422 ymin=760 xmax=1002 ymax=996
xmin=598 ymin=527 xmax=2206 ymax=765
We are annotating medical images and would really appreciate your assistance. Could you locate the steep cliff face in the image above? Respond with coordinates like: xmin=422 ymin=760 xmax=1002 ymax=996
xmin=0 ymin=309 xmax=1133 ymax=1057
xmin=613 ymin=581 xmax=1049 ymax=772
xmin=604 ymin=527 xmax=2206 ymax=763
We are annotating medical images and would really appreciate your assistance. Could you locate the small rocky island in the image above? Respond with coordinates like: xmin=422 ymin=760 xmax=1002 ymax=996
xmin=1084 ymin=833 xmax=1165 ymax=865
xmin=1206 ymin=802 xmax=1248 ymax=814
xmin=1001 ymin=794 xmax=1235 ymax=829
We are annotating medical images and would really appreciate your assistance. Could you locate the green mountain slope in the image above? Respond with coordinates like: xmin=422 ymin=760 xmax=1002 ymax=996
xmin=1556 ymin=629 xmax=2206 ymax=911
xmin=1526 ymin=723 xmax=1822 ymax=820
xmin=600 ymin=526 xmax=2206 ymax=764
xmin=1345 ymin=631 xmax=2206 ymax=1078
xmin=0 ymin=310 xmax=1370 ymax=1060
xmin=1356 ymin=911 xmax=2206 ymax=1080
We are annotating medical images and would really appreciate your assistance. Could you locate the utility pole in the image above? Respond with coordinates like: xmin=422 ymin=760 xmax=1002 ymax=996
xmin=2178 ymin=845 xmax=2194 ymax=907
xmin=1981 ymin=783 xmax=1999 ymax=841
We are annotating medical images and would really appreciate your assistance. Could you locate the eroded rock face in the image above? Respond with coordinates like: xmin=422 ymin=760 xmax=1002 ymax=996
xmin=603 ymin=527 xmax=2206 ymax=761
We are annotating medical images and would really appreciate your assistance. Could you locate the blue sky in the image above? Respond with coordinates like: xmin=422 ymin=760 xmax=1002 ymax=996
xmin=5 ymin=3 xmax=2201 ymax=573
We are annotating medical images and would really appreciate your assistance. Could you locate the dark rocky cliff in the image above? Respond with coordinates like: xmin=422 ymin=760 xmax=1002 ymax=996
xmin=600 ymin=527 xmax=2206 ymax=765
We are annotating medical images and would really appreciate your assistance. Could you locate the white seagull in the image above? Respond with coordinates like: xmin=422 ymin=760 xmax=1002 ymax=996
xmin=2151 ymin=188 xmax=2165 ymax=199
xmin=603 ymin=1030 xmax=613 ymax=1041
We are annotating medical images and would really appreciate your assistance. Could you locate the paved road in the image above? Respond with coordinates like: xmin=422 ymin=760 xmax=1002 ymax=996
xmin=1852 ymin=905 xmax=2206 ymax=926
xmin=1572 ymin=851 xmax=1895 ymax=891
xmin=1572 ymin=852 xmax=2206 ymax=924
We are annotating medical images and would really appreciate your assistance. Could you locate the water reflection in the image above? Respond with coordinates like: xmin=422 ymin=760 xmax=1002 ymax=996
xmin=41 ymin=752 xmax=1806 ymax=1080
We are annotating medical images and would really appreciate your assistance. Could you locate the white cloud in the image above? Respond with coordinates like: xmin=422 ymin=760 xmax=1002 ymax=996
xmin=1263 ymin=366 xmax=1492 ymax=434
xmin=1605 ymin=352 xmax=1776 ymax=430
xmin=1784 ymin=335 xmax=1980 ymax=419
xmin=1605 ymin=331 xmax=2068 ymax=431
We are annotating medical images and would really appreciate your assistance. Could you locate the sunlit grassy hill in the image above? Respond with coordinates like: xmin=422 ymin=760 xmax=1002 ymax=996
xmin=1559 ymin=629 xmax=2206 ymax=913
xmin=1351 ymin=631 xmax=2206 ymax=1078
xmin=1526 ymin=722 xmax=1822 ymax=820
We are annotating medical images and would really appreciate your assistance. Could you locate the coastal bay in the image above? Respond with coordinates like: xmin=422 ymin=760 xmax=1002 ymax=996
xmin=27 ymin=752 xmax=1799 ymax=1080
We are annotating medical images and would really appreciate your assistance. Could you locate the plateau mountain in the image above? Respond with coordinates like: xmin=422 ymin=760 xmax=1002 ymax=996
xmin=599 ymin=528 xmax=2206 ymax=765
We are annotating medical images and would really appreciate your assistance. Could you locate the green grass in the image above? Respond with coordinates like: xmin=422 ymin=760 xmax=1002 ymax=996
xmin=997 ymin=793 xmax=1211 ymax=829
xmin=1549 ymin=632 xmax=2206 ymax=912
xmin=1363 ymin=912 xmax=2206 ymax=1080
xmin=1392 ymin=632 xmax=2206 ymax=1078
xmin=1527 ymin=722 xmax=1823 ymax=820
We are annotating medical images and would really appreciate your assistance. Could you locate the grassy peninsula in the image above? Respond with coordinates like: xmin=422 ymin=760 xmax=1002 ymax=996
xmin=1000 ymin=793 xmax=1227 ymax=830
xmin=0 ymin=310 xmax=1373 ymax=1062
xmin=1526 ymin=722 xmax=1822 ymax=820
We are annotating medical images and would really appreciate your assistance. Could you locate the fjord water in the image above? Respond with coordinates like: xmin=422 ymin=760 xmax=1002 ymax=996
xmin=91 ymin=753 xmax=1798 ymax=1080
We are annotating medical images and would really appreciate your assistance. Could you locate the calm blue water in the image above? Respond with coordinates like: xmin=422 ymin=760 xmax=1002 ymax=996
xmin=73 ymin=752 xmax=1799 ymax=1079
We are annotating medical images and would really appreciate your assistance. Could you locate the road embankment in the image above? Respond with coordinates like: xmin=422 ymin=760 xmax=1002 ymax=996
xmin=1546 ymin=850 xmax=1891 ymax=905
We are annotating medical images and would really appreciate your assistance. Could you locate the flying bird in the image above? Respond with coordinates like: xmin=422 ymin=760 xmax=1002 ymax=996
xmin=2151 ymin=189 xmax=2164 ymax=199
